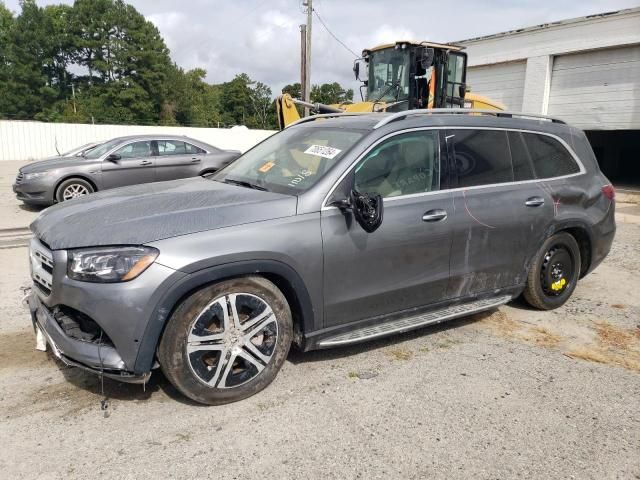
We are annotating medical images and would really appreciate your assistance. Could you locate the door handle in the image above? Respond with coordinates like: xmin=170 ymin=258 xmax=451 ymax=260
xmin=191 ymin=158 xmax=201 ymax=163
xmin=139 ymin=160 xmax=153 ymax=166
xmin=525 ymin=196 xmax=545 ymax=207
xmin=422 ymin=209 xmax=448 ymax=222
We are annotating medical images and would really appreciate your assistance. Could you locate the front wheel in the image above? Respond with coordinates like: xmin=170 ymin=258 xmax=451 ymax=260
xmin=158 ymin=277 xmax=293 ymax=405
xmin=55 ymin=178 xmax=94 ymax=202
xmin=523 ymin=232 xmax=581 ymax=310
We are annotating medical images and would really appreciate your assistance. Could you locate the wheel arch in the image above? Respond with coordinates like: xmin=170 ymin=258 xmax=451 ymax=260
xmin=547 ymin=220 xmax=593 ymax=278
xmin=133 ymin=260 xmax=316 ymax=375
xmin=54 ymin=175 xmax=98 ymax=201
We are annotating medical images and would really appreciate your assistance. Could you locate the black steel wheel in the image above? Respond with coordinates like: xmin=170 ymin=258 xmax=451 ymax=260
xmin=523 ymin=232 xmax=581 ymax=310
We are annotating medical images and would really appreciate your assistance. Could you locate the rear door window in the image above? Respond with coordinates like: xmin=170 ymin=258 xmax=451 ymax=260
xmin=448 ymin=129 xmax=512 ymax=187
xmin=522 ymin=133 xmax=580 ymax=178
xmin=157 ymin=140 xmax=187 ymax=156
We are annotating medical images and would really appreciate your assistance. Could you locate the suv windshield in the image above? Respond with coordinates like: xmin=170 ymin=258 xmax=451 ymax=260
xmin=84 ymin=138 xmax=123 ymax=159
xmin=213 ymin=127 xmax=364 ymax=195
xmin=368 ymin=48 xmax=410 ymax=103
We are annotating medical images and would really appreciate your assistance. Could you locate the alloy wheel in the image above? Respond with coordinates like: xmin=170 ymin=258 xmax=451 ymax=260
xmin=62 ymin=183 xmax=90 ymax=200
xmin=186 ymin=293 xmax=278 ymax=389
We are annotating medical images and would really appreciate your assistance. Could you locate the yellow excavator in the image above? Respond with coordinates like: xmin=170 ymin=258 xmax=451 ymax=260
xmin=276 ymin=41 xmax=504 ymax=129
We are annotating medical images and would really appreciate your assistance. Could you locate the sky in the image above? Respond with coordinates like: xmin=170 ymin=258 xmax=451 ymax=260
xmin=3 ymin=0 xmax=639 ymax=96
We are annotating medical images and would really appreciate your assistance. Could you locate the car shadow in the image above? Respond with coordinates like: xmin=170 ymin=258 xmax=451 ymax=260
xmin=18 ymin=203 xmax=46 ymax=213
xmin=287 ymin=309 xmax=495 ymax=365
xmin=46 ymin=308 xmax=498 ymax=405
xmin=51 ymin=352 xmax=206 ymax=407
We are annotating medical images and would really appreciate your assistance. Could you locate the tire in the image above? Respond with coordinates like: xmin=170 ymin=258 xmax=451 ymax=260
xmin=158 ymin=276 xmax=293 ymax=405
xmin=523 ymin=232 xmax=581 ymax=310
xmin=55 ymin=178 xmax=94 ymax=202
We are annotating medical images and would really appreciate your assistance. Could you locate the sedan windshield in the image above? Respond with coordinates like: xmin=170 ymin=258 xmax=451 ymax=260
xmin=84 ymin=138 xmax=123 ymax=159
xmin=213 ymin=127 xmax=364 ymax=195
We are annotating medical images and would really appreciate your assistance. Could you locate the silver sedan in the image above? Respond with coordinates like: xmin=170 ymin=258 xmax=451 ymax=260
xmin=13 ymin=135 xmax=241 ymax=206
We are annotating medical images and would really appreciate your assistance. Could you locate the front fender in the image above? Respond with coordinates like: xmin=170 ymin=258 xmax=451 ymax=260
xmin=133 ymin=259 xmax=317 ymax=374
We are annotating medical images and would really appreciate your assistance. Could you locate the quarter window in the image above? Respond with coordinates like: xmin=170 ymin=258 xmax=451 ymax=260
xmin=449 ymin=130 xmax=512 ymax=187
xmin=115 ymin=141 xmax=152 ymax=159
xmin=354 ymin=131 xmax=440 ymax=198
xmin=522 ymin=133 xmax=580 ymax=178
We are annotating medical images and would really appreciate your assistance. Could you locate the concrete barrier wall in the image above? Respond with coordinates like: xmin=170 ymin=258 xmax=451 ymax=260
xmin=0 ymin=120 xmax=276 ymax=161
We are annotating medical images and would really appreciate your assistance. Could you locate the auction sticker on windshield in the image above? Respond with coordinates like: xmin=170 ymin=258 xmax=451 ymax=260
xmin=304 ymin=145 xmax=342 ymax=159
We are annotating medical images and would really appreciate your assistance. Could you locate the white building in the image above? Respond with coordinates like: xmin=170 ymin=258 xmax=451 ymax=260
xmin=457 ymin=8 xmax=640 ymax=186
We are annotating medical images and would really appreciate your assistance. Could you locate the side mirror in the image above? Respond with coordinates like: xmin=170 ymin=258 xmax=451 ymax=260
xmin=349 ymin=190 xmax=383 ymax=233
xmin=106 ymin=153 xmax=121 ymax=162
xmin=353 ymin=58 xmax=367 ymax=82
xmin=458 ymin=83 xmax=467 ymax=98
xmin=417 ymin=47 xmax=435 ymax=70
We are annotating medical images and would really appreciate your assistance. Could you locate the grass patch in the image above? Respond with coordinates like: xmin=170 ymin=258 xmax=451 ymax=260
xmin=385 ymin=348 xmax=413 ymax=361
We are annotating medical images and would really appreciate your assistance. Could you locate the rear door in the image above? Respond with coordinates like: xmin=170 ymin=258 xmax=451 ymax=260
xmin=101 ymin=140 xmax=156 ymax=189
xmin=155 ymin=140 xmax=206 ymax=181
xmin=445 ymin=128 xmax=554 ymax=297
xmin=321 ymin=130 xmax=454 ymax=327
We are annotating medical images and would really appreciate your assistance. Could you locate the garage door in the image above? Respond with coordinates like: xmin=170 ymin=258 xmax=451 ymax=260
xmin=466 ymin=61 xmax=526 ymax=110
xmin=548 ymin=45 xmax=640 ymax=130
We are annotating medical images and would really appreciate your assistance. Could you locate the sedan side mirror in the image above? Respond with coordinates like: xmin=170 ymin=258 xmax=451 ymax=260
xmin=106 ymin=153 xmax=121 ymax=162
xmin=349 ymin=190 xmax=383 ymax=233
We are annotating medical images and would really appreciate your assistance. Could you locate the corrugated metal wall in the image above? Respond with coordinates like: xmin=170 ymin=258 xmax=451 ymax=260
xmin=0 ymin=121 xmax=276 ymax=161
xmin=466 ymin=61 xmax=526 ymax=110
xmin=548 ymin=44 xmax=640 ymax=130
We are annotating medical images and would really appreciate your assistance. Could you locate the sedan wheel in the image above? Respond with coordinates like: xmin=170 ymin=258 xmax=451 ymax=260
xmin=55 ymin=178 xmax=95 ymax=203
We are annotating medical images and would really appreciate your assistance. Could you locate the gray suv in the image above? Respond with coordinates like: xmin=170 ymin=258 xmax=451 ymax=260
xmin=13 ymin=134 xmax=240 ymax=206
xmin=25 ymin=110 xmax=616 ymax=405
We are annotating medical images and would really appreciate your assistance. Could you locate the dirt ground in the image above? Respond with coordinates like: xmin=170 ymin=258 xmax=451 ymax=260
xmin=0 ymin=162 xmax=639 ymax=479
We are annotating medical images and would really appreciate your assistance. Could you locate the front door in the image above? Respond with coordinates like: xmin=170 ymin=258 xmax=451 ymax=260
xmin=101 ymin=140 xmax=156 ymax=189
xmin=322 ymin=130 xmax=454 ymax=328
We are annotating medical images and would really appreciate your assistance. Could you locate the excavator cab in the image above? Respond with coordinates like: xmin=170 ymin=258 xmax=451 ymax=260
xmin=275 ymin=41 xmax=504 ymax=129
xmin=355 ymin=41 xmax=469 ymax=111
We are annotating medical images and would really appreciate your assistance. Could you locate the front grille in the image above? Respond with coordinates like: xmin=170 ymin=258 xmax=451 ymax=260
xmin=15 ymin=171 xmax=24 ymax=185
xmin=30 ymin=239 xmax=54 ymax=296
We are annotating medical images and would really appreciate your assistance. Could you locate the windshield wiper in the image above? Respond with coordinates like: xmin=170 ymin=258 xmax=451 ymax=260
xmin=223 ymin=178 xmax=268 ymax=191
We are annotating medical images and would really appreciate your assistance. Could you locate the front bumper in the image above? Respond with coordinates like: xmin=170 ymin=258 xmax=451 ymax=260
xmin=26 ymin=292 xmax=150 ymax=383
xmin=13 ymin=181 xmax=54 ymax=205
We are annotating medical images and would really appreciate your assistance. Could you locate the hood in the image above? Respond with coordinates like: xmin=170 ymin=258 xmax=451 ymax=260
xmin=21 ymin=156 xmax=95 ymax=173
xmin=31 ymin=178 xmax=297 ymax=249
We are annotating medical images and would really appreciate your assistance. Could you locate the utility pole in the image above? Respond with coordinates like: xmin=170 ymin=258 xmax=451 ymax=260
xmin=302 ymin=0 xmax=312 ymax=116
xmin=300 ymin=24 xmax=307 ymax=113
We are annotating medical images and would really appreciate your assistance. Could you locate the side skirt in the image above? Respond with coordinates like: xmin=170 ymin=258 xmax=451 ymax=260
xmin=304 ymin=292 xmax=517 ymax=350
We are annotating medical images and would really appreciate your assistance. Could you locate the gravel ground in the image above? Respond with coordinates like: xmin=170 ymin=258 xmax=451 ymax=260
xmin=0 ymin=185 xmax=639 ymax=478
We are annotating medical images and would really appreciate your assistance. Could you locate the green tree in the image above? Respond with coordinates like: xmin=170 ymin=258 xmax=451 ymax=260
xmin=311 ymin=82 xmax=354 ymax=105
xmin=0 ymin=2 xmax=15 ymax=116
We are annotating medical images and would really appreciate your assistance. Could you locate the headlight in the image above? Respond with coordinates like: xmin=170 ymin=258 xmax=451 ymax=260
xmin=23 ymin=172 xmax=49 ymax=180
xmin=67 ymin=246 xmax=159 ymax=283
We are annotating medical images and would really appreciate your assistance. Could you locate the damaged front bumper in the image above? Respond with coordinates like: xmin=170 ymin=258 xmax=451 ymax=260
xmin=25 ymin=291 xmax=150 ymax=384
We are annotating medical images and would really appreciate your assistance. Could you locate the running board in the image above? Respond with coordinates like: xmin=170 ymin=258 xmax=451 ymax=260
xmin=318 ymin=295 xmax=512 ymax=347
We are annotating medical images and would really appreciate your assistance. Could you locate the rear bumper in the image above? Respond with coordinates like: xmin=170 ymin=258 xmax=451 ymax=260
xmin=26 ymin=292 xmax=150 ymax=384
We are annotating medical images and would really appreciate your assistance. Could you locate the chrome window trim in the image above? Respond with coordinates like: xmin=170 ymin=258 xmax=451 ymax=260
xmin=320 ymin=126 xmax=586 ymax=211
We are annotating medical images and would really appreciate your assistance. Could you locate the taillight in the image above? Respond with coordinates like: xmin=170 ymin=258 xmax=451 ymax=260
xmin=601 ymin=184 xmax=615 ymax=200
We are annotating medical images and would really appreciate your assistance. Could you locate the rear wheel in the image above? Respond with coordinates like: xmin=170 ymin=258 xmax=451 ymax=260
xmin=523 ymin=232 xmax=581 ymax=310
xmin=158 ymin=277 xmax=293 ymax=405
xmin=55 ymin=178 xmax=94 ymax=202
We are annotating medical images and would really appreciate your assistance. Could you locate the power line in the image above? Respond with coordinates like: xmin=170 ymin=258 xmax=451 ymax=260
xmin=312 ymin=8 xmax=359 ymax=58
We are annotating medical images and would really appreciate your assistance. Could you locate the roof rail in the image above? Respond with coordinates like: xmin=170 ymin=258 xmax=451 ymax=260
xmin=286 ymin=112 xmax=373 ymax=128
xmin=373 ymin=109 xmax=567 ymax=129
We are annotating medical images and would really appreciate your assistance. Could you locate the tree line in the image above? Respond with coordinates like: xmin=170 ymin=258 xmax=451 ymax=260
xmin=0 ymin=0 xmax=354 ymax=130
